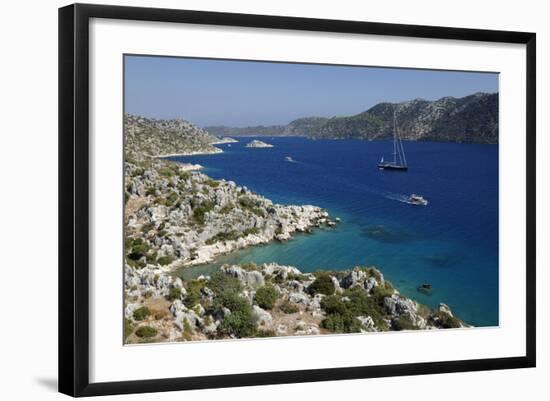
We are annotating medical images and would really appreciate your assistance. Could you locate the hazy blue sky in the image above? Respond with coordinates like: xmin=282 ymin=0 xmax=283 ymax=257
xmin=124 ymin=55 xmax=498 ymax=127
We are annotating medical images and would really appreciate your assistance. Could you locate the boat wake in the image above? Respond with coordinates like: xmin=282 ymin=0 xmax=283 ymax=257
xmin=334 ymin=179 xmax=412 ymax=205
xmin=384 ymin=193 xmax=413 ymax=204
xmin=285 ymin=159 xmax=299 ymax=163
xmin=284 ymin=156 xmax=301 ymax=164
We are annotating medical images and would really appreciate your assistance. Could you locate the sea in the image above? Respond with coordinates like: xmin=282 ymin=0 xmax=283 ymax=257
xmin=168 ymin=137 xmax=499 ymax=327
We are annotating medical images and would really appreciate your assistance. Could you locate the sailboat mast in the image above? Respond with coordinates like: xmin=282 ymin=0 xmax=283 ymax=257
xmin=393 ymin=110 xmax=397 ymax=165
xmin=395 ymin=110 xmax=407 ymax=167
xmin=399 ymin=129 xmax=407 ymax=166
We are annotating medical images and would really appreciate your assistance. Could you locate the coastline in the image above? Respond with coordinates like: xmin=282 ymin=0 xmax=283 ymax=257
xmin=123 ymin=114 xmax=483 ymax=342
xmin=125 ymin=155 xmax=337 ymax=273
xmin=124 ymin=262 xmax=469 ymax=344
xmin=154 ymin=147 xmax=223 ymax=158
xmin=172 ymin=204 xmax=334 ymax=270
xmin=211 ymin=137 xmax=238 ymax=145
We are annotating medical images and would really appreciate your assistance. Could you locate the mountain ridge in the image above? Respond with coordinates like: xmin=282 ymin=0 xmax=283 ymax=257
xmin=205 ymin=92 xmax=498 ymax=144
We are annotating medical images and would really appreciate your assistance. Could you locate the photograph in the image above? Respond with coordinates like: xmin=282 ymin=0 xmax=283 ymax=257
xmin=123 ymin=55 xmax=499 ymax=344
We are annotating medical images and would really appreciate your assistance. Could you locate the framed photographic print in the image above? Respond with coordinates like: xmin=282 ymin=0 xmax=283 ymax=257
xmin=58 ymin=3 xmax=536 ymax=397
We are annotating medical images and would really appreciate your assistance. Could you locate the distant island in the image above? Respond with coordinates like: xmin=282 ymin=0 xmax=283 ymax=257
xmin=246 ymin=139 xmax=274 ymax=148
xmin=211 ymin=137 xmax=238 ymax=145
xmin=205 ymin=92 xmax=498 ymax=144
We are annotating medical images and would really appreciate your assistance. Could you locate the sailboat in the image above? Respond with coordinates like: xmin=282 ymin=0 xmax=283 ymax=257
xmin=378 ymin=110 xmax=408 ymax=171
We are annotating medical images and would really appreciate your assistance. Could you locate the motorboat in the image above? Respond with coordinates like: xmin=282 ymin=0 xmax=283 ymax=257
xmin=407 ymin=194 xmax=428 ymax=206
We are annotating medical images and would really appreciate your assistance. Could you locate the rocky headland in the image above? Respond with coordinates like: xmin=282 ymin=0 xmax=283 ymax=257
xmin=246 ymin=139 xmax=274 ymax=148
xmin=211 ymin=137 xmax=238 ymax=145
xmin=125 ymin=158 xmax=334 ymax=268
xmin=125 ymin=114 xmax=336 ymax=267
xmin=125 ymin=114 xmax=223 ymax=159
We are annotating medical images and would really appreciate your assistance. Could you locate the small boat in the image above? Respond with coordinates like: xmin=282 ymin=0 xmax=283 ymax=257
xmin=378 ymin=110 xmax=408 ymax=171
xmin=285 ymin=156 xmax=294 ymax=162
xmin=407 ymin=194 xmax=428 ymax=206
xmin=417 ymin=283 xmax=433 ymax=295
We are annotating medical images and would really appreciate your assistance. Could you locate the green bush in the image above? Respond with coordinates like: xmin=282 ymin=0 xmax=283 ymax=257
xmin=164 ymin=191 xmax=179 ymax=207
xmin=392 ymin=315 xmax=418 ymax=331
xmin=343 ymin=288 xmax=386 ymax=329
xmin=238 ymin=196 xmax=257 ymax=209
xmin=308 ymin=273 xmax=335 ymax=296
xmin=206 ymin=272 xmax=259 ymax=337
xmin=182 ymin=318 xmax=194 ymax=341
xmin=254 ymin=285 xmax=278 ymax=310
xmin=208 ymin=272 xmax=242 ymax=297
xmin=286 ymin=272 xmax=308 ymax=282
xmin=279 ymin=299 xmax=299 ymax=314
xmin=434 ymin=312 xmax=462 ymax=329
xmin=126 ymin=256 xmax=146 ymax=269
xmin=320 ymin=295 xmax=348 ymax=315
xmin=241 ymin=262 xmax=259 ymax=271
xmin=179 ymin=171 xmax=191 ymax=180
xmin=158 ymin=167 xmax=174 ymax=177
xmin=135 ymin=326 xmax=158 ymax=338
xmin=238 ymin=197 xmax=266 ymax=217
xmin=192 ymin=200 xmax=215 ymax=224
xmin=205 ymin=230 xmax=242 ymax=245
xmin=124 ymin=318 xmax=134 ymax=339
xmin=255 ymin=329 xmax=277 ymax=338
xmin=217 ymin=290 xmax=250 ymax=313
xmin=320 ymin=289 xmax=387 ymax=332
xmin=362 ymin=267 xmax=384 ymax=283
xmin=133 ymin=306 xmax=150 ymax=321
xmin=205 ymin=179 xmax=220 ymax=188
xmin=218 ymin=309 xmax=257 ymax=338
xmin=166 ymin=287 xmax=182 ymax=301
xmin=251 ymin=207 xmax=266 ymax=217
xmin=370 ymin=282 xmax=395 ymax=307
xmin=321 ymin=311 xmax=362 ymax=333
xmin=145 ymin=251 xmax=158 ymax=264
xmin=220 ymin=204 xmax=234 ymax=214
xmin=125 ymin=238 xmax=150 ymax=260
xmin=183 ymin=279 xmax=206 ymax=308
xmin=243 ymin=227 xmax=260 ymax=236
xmin=141 ymin=222 xmax=155 ymax=233
xmin=157 ymin=255 xmax=175 ymax=266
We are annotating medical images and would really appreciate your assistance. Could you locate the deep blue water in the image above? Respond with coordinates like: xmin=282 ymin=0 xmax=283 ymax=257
xmin=169 ymin=137 xmax=499 ymax=327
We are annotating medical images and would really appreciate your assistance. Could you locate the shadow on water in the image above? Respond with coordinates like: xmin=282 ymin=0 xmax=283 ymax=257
xmin=421 ymin=253 xmax=465 ymax=268
xmin=360 ymin=224 xmax=416 ymax=244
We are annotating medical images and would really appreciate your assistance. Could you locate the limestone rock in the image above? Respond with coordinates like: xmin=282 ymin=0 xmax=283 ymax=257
xmin=252 ymin=305 xmax=272 ymax=326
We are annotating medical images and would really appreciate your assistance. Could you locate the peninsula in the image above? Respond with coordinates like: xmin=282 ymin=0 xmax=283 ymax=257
xmin=246 ymin=139 xmax=274 ymax=148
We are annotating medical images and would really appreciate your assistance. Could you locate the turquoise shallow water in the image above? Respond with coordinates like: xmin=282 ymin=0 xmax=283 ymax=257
xmin=169 ymin=137 xmax=499 ymax=327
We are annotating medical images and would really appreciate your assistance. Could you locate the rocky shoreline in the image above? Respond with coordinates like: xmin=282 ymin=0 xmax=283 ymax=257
xmin=211 ymin=137 xmax=238 ymax=145
xmin=154 ymin=148 xmax=223 ymax=158
xmin=125 ymin=158 xmax=336 ymax=269
xmin=124 ymin=263 xmax=467 ymax=343
xmin=246 ymin=139 xmax=274 ymax=148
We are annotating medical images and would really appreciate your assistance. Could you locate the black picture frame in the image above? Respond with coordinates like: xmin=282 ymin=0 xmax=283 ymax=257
xmin=58 ymin=3 xmax=536 ymax=397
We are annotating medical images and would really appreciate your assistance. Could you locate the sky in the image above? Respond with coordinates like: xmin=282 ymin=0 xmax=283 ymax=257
xmin=124 ymin=55 xmax=499 ymax=127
